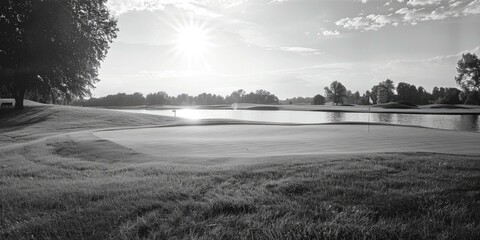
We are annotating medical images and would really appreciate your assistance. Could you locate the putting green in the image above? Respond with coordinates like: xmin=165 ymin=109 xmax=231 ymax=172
xmin=92 ymin=124 xmax=480 ymax=161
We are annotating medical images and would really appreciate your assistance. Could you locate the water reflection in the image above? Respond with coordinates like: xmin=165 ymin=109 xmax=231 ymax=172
xmin=327 ymin=112 xmax=344 ymax=122
xmin=117 ymin=109 xmax=480 ymax=132
xmin=456 ymin=115 xmax=479 ymax=132
xmin=374 ymin=113 xmax=393 ymax=124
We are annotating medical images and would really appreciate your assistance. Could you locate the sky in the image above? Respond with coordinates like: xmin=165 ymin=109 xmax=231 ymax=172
xmin=95 ymin=0 xmax=480 ymax=99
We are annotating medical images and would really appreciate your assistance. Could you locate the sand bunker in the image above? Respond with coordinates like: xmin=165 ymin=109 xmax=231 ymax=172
xmin=93 ymin=124 xmax=480 ymax=159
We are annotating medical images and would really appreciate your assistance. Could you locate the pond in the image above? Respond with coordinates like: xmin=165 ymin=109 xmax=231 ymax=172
xmin=116 ymin=109 xmax=480 ymax=132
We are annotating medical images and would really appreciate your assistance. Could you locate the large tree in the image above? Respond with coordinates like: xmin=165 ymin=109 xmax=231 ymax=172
xmin=455 ymin=53 xmax=480 ymax=104
xmin=324 ymin=81 xmax=347 ymax=105
xmin=0 ymin=0 xmax=118 ymax=109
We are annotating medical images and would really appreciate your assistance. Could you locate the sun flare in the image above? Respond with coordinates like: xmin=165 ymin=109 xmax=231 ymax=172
xmin=175 ymin=24 xmax=210 ymax=57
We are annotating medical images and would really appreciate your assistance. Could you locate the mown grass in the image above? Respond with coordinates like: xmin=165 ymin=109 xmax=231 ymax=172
xmin=1 ymin=105 xmax=480 ymax=239
xmin=1 ymin=142 xmax=479 ymax=239
xmin=0 ymin=104 xmax=176 ymax=145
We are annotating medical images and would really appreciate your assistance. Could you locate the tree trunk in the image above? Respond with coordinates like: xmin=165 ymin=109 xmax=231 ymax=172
xmin=14 ymin=86 xmax=26 ymax=110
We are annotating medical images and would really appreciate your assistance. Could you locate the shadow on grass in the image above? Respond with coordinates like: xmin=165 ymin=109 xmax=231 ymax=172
xmin=0 ymin=107 xmax=54 ymax=131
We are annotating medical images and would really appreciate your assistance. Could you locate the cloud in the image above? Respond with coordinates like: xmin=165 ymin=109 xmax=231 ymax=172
xmin=336 ymin=14 xmax=391 ymax=31
xmin=336 ymin=0 xmax=480 ymax=31
xmin=407 ymin=0 xmax=443 ymax=6
xmin=322 ymin=30 xmax=340 ymax=36
xmin=395 ymin=7 xmax=422 ymax=21
xmin=276 ymin=47 xmax=322 ymax=55
xmin=268 ymin=0 xmax=289 ymax=4
xmin=449 ymin=1 xmax=461 ymax=8
xmin=464 ymin=0 xmax=480 ymax=14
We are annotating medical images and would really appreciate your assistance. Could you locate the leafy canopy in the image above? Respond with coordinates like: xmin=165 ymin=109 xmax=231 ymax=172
xmin=455 ymin=53 xmax=480 ymax=92
xmin=0 ymin=0 xmax=118 ymax=108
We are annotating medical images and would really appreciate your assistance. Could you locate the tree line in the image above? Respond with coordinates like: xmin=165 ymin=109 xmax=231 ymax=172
xmin=318 ymin=54 xmax=480 ymax=106
xmin=319 ymin=79 xmax=469 ymax=106
xmin=73 ymin=89 xmax=279 ymax=107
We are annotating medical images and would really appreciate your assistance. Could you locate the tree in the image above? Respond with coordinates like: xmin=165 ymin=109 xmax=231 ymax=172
xmin=175 ymin=93 xmax=193 ymax=105
xmin=455 ymin=53 xmax=480 ymax=105
xmin=254 ymin=89 xmax=279 ymax=104
xmin=358 ymin=90 xmax=371 ymax=105
xmin=324 ymin=81 xmax=347 ymax=105
xmin=284 ymin=96 xmax=313 ymax=105
xmin=226 ymin=89 xmax=245 ymax=104
xmin=434 ymin=88 xmax=461 ymax=104
xmin=463 ymin=91 xmax=480 ymax=105
xmin=370 ymin=85 xmax=378 ymax=104
xmin=417 ymin=86 xmax=432 ymax=105
xmin=312 ymin=94 xmax=325 ymax=105
xmin=377 ymin=87 xmax=388 ymax=104
xmin=379 ymin=79 xmax=395 ymax=103
xmin=456 ymin=53 xmax=480 ymax=92
xmin=344 ymin=90 xmax=361 ymax=104
xmin=397 ymin=82 xmax=419 ymax=104
xmin=432 ymin=87 xmax=444 ymax=102
xmin=146 ymin=91 xmax=169 ymax=105
xmin=0 ymin=0 xmax=118 ymax=109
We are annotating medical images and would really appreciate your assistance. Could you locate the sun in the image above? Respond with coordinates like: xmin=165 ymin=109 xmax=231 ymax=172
xmin=175 ymin=23 xmax=210 ymax=57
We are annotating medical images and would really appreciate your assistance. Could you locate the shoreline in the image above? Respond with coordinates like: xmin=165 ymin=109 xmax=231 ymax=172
xmin=94 ymin=103 xmax=480 ymax=115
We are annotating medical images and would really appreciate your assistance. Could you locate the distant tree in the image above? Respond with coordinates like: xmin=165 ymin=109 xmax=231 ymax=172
xmin=462 ymin=91 xmax=480 ymax=105
xmin=226 ymin=89 xmax=245 ymax=104
xmin=432 ymin=87 xmax=444 ymax=102
xmin=370 ymin=85 xmax=378 ymax=104
xmin=455 ymin=53 xmax=480 ymax=104
xmin=284 ymin=96 xmax=314 ymax=105
xmin=254 ymin=89 xmax=279 ymax=104
xmin=371 ymin=79 xmax=395 ymax=104
xmin=432 ymin=87 xmax=462 ymax=104
xmin=443 ymin=88 xmax=462 ymax=104
xmin=358 ymin=90 xmax=371 ymax=105
xmin=146 ymin=91 xmax=169 ymax=105
xmin=175 ymin=93 xmax=193 ymax=105
xmin=377 ymin=87 xmax=388 ymax=104
xmin=344 ymin=90 xmax=361 ymax=104
xmin=379 ymin=79 xmax=395 ymax=103
xmin=0 ymin=0 xmax=118 ymax=109
xmin=194 ymin=93 xmax=225 ymax=105
xmin=81 ymin=92 xmax=145 ymax=107
xmin=353 ymin=91 xmax=361 ymax=104
xmin=128 ymin=92 xmax=146 ymax=106
xmin=436 ymin=88 xmax=462 ymax=104
xmin=324 ymin=81 xmax=347 ymax=105
xmin=455 ymin=53 xmax=480 ymax=92
xmin=397 ymin=82 xmax=419 ymax=104
xmin=312 ymin=94 xmax=326 ymax=105
xmin=417 ymin=86 xmax=432 ymax=105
